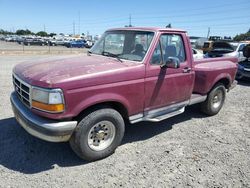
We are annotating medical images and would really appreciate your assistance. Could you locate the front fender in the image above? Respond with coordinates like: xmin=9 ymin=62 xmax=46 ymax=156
xmin=71 ymin=92 xmax=131 ymax=117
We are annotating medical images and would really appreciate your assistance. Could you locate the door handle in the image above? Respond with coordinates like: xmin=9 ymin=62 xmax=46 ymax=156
xmin=183 ymin=67 xmax=191 ymax=73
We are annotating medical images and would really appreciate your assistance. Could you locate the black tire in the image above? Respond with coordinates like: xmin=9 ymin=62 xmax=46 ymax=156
xmin=69 ymin=108 xmax=125 ymax=161
xmin=201 ymin=83 xmax=226 ymax=116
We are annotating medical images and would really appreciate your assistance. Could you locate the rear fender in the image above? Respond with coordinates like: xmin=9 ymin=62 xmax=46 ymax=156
xmin=210 ymin=73 xmax=232 ymax=91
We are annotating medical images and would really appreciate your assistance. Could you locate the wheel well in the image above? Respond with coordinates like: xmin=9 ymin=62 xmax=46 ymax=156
xmin=215 ymin=78 xmax=230 ymax=89
xmin=74 ymin=102 xmax=129 ymax=122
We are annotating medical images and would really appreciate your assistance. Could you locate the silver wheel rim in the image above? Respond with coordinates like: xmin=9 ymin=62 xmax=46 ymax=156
xmin=212 ymin=90 xmax=223 ymax=109
xmin=87 ymin=121 xmax=116 ymax=151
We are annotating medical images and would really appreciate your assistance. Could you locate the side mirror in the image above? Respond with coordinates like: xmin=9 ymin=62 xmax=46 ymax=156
xmin=161 ymin=57 xmax=180 ymax=69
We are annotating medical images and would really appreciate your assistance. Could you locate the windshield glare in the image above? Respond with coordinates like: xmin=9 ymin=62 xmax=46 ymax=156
xmin=90 ymin=30 xmax=154 ymax=62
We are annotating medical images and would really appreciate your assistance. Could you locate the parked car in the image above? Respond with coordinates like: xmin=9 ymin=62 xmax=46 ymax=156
xmin=5 ymin=35 xmax=17 ymax=42
xmin=202 ymin=41 xmax=213 ymax=54
xmin=16 ymin=36 xmax=25 ymax=44
xmin=23 ymin=38 xmax=47 ymax=46
xmin=85 ymin=40 xmax=94 ymax=48
xmin=11 ymin=27 xmax=237 ymax=161
xmin=0 ymin=35 xmax=5 ymax=40
xmin=189 ymin=36 xmax=200 ymax=48
xmin=48 ymin=38 xmax=67 ymax=46
xmin=192 ymin=48 xmax=204 ymax=59
xmin=65 ymin=40 xmax=86 ymax=48
xmin=236 ymin=44 xmax=250 ymax=79
xmin=205 ymin=41 xmax=234 ymax=58
xmin=205 ymin=41 xmax=247 ymax=62
xmin=226 ymin=42 xmax=248 ymax=62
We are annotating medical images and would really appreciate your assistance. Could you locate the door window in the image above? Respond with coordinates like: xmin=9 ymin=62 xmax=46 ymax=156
xmin=150 ymin=34 xmax=186 ymax=65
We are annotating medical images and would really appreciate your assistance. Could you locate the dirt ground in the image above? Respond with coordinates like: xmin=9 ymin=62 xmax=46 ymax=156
xmin=0 ymin=41 xmax=88 ymax=55
xmin=0 ymin=54 xmax=249 ymax=188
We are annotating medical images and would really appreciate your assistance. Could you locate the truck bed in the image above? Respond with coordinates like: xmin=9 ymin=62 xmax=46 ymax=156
xmin=193 ymin=57 xmax=238 ymax=94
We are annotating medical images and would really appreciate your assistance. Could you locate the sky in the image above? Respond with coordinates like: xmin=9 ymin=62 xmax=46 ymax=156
xmin=0 ymin=0 xmax=249 ymax=38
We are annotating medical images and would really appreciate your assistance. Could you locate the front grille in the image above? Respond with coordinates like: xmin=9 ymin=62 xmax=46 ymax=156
xmin=13 ymin=74 xmax=31 ymax=107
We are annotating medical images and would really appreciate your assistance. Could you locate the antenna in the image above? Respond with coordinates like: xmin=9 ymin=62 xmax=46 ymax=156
xmin=73 ymin=21 xmax=75 ymax=36
xmin=129 ymin=14 xmax=132 ymax=27
xmin=207 ymin=27 xmax=210 ymax=39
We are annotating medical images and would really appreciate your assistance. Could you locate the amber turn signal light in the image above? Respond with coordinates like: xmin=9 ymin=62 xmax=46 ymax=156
xmin=32 ymin=100 xmax=64 ymax=112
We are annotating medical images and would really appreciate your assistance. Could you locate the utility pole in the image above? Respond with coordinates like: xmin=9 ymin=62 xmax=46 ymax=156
xmin=43 ymin=24 xmax=46 ymax=32
xmin=129 ymin=14 xmax=132 ymax=27
xmin=207 ymin=27 xmax=210 ymax=39
xmin=73 ymin=21 xmax=75 ymax=36
xmin=78 ymin=11 xmax=81 ymax=35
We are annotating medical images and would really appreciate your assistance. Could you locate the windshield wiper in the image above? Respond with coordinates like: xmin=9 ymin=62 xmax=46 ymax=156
xmin=102 ymin=51 xmax=123 ymax=62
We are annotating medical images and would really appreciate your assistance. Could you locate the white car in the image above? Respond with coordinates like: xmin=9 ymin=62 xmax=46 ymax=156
xmin=192 ymin=48 xmax=204 ymax=59
xmin=224 ymin=42 xmax=248 ymax=62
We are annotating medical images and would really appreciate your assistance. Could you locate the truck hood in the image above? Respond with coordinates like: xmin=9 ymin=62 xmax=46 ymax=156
xmin=14 ymin=55 xmax=139 ymax=87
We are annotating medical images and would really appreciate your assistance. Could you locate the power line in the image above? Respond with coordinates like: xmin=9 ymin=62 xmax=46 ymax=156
xmin=62 ymin=0 xmax=250 ymax=23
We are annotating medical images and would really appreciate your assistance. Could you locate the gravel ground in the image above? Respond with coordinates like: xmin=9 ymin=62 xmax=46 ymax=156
xmin=0 ymin=41 xmax=88 ymax=54
xmin=0 ymin=55 xmax=250 ymax=188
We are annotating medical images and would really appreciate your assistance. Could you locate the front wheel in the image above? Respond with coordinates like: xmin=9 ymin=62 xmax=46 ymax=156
xmin=201 ymin=83 xmax=226 ymax=116
xmin=69 ymin=107 xmax=125 ymax=161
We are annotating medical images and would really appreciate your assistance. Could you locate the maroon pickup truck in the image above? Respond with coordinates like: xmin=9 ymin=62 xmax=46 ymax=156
xmin=11 ymin=27 xmax=237 ymax=161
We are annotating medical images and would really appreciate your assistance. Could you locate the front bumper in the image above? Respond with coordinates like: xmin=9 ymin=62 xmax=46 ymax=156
xmin=10 ymin=92 xmax=77 ymax=142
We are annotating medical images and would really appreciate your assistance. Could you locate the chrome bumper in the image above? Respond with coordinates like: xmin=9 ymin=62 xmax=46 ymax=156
xmin=10 ymin=92 xmax=77 ymax=142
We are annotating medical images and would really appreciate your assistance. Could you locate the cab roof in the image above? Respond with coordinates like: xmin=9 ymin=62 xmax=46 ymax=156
xmin=106 ymin=27 xmax=186 ymax=33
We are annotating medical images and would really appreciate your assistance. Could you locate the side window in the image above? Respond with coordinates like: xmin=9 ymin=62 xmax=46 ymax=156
xmin=161 ymin=34 xmax=186 ymax=63
xmin=150 ymin=34 xmax=186 ymax=66
xmin=150 ymin=42 xmax=162 ymax=65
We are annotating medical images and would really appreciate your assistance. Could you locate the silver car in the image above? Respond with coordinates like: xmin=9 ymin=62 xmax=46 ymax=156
xmin=224 ymin=42 xmax=248 ymax=62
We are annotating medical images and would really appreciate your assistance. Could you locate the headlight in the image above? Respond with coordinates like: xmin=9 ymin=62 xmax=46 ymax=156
xmin=31 ymin=87 xmax=65 ymax=113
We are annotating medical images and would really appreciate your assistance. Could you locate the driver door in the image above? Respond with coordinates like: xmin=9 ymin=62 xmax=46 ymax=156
xmin=144 ymin=33 xmax=194 ymax=112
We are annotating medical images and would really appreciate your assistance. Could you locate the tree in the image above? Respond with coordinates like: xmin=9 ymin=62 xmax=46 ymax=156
xmin=48 ymin=33 xmax=56 ymax=37
xmin=234 ymin=30 xmax=250 ymax=41
xmin=0 ymin=29 xmax=13 ymax=35
xmin=36 ymin=31 xmax=48 ymax=37
xmin=16 ymin=29 xmax=33 ymax=35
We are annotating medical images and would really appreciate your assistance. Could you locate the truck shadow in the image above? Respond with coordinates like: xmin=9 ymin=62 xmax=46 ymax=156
xmin=122 ymin=105 xmax=204 ymax=144
xmin=0 ymin=105 xmax=205 ymax=174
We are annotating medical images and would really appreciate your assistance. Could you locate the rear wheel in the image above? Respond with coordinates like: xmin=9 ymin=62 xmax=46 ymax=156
xmin=70 ymin=107 xmax=125 ymax=161
xmin=201 ymin=83 xmax=226 ymax=116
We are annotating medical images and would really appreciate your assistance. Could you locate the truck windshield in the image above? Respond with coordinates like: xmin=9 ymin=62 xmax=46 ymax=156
xmin=90 ymin=30 xmax=154 ymax=62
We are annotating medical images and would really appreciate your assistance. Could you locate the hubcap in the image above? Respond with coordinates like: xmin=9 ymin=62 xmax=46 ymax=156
xmin=87 ymin=121 xmax=116 ymax=151
xmin=212 ymin=90 xmax=223 ymax=109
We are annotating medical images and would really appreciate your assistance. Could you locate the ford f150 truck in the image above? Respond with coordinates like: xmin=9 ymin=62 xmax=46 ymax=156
xmin=11 ymin=27 xmax=237 ymax=161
